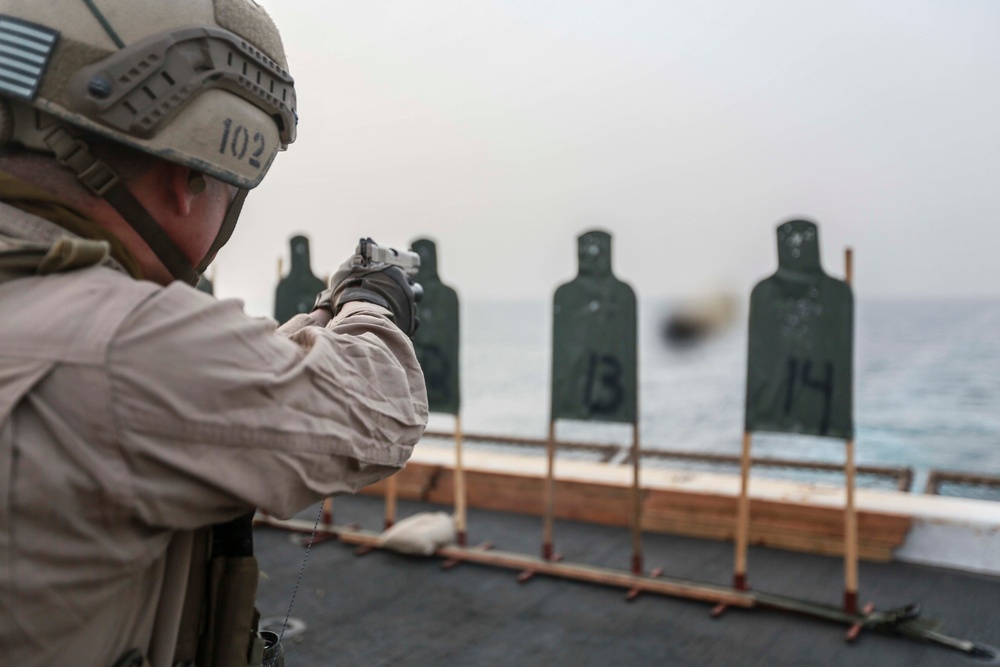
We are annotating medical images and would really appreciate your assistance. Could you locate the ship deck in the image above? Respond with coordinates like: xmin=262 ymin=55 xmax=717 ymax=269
xmin=253 ymin=494 xmax=1000 ymax=667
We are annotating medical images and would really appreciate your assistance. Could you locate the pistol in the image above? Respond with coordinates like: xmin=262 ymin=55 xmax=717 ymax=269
xmin=356 ymin=237 xmax=421 ymax=276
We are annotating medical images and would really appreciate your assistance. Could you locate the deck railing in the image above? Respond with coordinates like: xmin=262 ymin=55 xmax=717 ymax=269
xmin=924 ymin=470 xmax=1000 ymax=501
xmin=421 ymin=430 xmax=915 ymax=492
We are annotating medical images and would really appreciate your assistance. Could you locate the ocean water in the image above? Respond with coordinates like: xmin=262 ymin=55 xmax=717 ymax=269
xmin=426 ymin=298 xmax=1000 ymax=492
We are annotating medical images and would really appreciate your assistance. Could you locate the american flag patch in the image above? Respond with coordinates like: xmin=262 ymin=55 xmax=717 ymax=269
xmin=0 ymin=16 xmax=58 ymax=101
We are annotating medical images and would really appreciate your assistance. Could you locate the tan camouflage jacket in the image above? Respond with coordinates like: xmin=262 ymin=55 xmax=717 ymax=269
xmin=0 ymin=201 xmax=427 ymax=666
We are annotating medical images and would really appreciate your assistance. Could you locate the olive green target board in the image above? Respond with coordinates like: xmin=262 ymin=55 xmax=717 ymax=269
xmin=406 ymin=239 xmax=467 ymax=543
xmin=275 ymin=235 xmax=327 ymax=325
xmin=544 ymin=229 xmax=644 ymax=573
xmin=410 ymin=238 xmax=461 ymax=415
xmin=745 ymin=220 xmax=854 ymax=439
xmin=551 ymin=230 xmax=637 ymax=424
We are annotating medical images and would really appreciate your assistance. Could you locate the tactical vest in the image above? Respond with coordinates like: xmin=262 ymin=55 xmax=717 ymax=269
xmin=0 ymin=235 xmax=276 ymax=667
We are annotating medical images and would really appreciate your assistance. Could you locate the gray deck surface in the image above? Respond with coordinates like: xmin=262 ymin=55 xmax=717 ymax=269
xmin=253 ymin=494 xmax=1000 ymax=667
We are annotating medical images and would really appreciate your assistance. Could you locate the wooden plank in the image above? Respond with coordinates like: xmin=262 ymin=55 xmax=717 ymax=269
xmin=647 ymin=511 xmax=906 ymax=545
xmin=357 ymin=461 xmax=911 ymax=561
xmin=642 ymin=507 xmax=906 ymax=549
xmin=644 ymin=493 xmax=909 ymax=540
xmin=643 ymin=515 xmax=894 ymax=561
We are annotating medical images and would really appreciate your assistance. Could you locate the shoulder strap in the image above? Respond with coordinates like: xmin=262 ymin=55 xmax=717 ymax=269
xmin=0 ymin=234 xmax=110 ymax=284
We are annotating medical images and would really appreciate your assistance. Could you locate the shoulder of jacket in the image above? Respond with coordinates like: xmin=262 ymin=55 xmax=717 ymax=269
xmin=0 ymin=265 xmax=162 ymax=362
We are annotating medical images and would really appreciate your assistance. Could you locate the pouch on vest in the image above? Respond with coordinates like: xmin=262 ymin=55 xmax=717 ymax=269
xmin=193 ymin=512 xmax=265 ymax=667
xmin=0 ymin=234 xmax=110 ymax=283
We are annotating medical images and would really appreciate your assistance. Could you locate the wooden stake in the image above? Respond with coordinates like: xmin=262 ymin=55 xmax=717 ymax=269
xmin=734 ymin=431 xmax=753 ymax=590
xmin=844 ymin=246 xmax=858 ymax=614
xmin=321 ymin=497 xmax=334 ymax=527
xmin=844 ymin=438 xmax=859 ymax=614
xmin=542 ymin=420 xmax=556 ymax=560
xmin=630 ymin=420 xmax=643 ymax=574
xmin=454 ymin=414 xmax=467 ymax=546
xmin=384 ymin=473 xmax=398 ymax=529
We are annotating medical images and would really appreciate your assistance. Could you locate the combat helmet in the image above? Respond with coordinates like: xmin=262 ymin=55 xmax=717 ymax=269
xmin=0 ymin=0 xmax=297 ymax=283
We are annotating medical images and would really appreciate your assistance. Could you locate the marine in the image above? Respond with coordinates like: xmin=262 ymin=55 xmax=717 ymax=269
xmin=0 ymin=1 xmax=427 ymax=665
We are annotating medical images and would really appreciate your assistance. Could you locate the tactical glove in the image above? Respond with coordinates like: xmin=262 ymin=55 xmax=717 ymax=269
xmin=314 ymin=250 xmax=420 ymax=337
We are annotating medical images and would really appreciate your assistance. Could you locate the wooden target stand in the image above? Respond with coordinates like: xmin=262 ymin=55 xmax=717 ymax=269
xmin=256 ymin=513 xmax=989 ymax=659
xmin=438 ymin=415 xmax=496 ymax=570
xmin=518 ymin=415 xmax=660 ymax=599
xmin=253 ymin=247 xmax=990 ymax=658
xmin=720 ymin=248 xmax=863 ymax=632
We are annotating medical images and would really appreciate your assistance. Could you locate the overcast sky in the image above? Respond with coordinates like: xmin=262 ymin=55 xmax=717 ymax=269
xmin=217 ymin=0 xmax=1000 ymax=313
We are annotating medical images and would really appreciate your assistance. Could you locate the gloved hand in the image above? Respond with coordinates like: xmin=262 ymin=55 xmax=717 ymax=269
xmin=314 ymin=246 xmax=420 ymax=336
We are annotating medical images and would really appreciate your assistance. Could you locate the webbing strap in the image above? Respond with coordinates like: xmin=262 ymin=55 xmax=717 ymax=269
xmin=42 ymin=125 xmax=201 ymax=285
xmin=101 ymin=181 xmax=200 ymax=284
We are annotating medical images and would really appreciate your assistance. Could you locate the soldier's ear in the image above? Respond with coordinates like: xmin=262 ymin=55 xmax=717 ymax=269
xmin=163 ymin=163 xmax=198 ymax=217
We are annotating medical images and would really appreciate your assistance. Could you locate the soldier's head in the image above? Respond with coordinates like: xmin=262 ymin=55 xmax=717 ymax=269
xmin=0 ymin=0 xmax=297 ymax=284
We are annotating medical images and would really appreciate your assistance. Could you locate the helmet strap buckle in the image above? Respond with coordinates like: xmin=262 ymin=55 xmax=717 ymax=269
xmin=43 ymin=125 xmax=120 ymax=197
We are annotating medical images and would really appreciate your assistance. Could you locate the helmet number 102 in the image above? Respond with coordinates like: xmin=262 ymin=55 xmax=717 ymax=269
xmin=219 ymin=119 xmax=266 ymax=169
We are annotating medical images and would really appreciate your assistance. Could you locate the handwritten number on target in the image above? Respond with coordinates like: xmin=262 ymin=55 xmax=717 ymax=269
xmin=584 ymin=352 xmax=625 ymax=415
xmin=782 ymin=357 xmax=834 ymax=435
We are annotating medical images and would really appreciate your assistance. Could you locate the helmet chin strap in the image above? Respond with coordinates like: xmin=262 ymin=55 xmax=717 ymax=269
xmin=196 ymin=188 xmax=247 ymax=274
xmin=44 ymin=124 xmax=242 ymax=285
